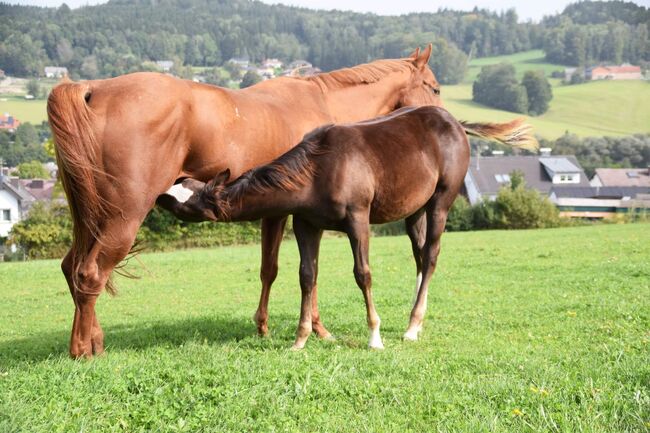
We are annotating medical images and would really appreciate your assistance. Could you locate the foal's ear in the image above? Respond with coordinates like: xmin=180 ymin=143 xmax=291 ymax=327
xmin=407 ymin=47 xmax=420 ymax=59
xmin=414 ymin=43 xmax=433 ymax=69
xmin=213 ymin=169 xmax=231 ymax=185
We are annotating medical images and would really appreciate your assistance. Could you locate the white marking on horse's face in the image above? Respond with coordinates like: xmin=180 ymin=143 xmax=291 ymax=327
xmin=165 ymin=184 xmax=195 ymax=204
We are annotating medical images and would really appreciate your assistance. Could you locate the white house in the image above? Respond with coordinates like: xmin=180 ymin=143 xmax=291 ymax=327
xmin=44 ymin=66 xmax=68 ymax=78
xmin=0 ymin=177 xmax=34 ymax=237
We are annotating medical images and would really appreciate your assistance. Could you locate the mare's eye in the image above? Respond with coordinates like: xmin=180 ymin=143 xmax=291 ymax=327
xmin=431 ymin=87 xmax=441 ymax=95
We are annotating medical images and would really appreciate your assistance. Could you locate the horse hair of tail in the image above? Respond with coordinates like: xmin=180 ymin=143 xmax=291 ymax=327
xmin=47 ymin=81 xmax=120 ymax=296
xmin=460 ymin=119 xmax=539 ymax=151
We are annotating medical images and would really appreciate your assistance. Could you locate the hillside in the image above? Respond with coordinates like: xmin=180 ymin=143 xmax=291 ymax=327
xmin=443 ymin=50 xmax=650 ymax=138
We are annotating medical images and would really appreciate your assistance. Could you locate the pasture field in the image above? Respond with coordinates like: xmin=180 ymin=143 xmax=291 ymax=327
xmin=0 ymin=96 xmax=47 ymax=125
xmin=442 ymin=80 xmax=650 ymax=138
xmin=465 ymin=49 xmax=565 ymax=83
xmin=1 ymin=224 xmax=649 ymax=432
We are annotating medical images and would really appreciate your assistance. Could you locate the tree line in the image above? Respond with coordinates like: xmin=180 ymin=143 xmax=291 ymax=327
xmin=1 ymin=1 xmax=647 ymax=82
xmin=472 ymin=64 xmax=553 ymax=115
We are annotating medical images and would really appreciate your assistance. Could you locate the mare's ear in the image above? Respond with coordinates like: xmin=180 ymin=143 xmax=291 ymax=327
xmin=414 ymin=43 xmax=433 ymax=69
xmin=407 ymin=47 xmax=420 ymax=59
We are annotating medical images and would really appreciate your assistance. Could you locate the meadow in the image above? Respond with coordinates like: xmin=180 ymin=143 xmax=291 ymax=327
xmin=443 ymin=51 xmax=650 ymax=139
xmin=0 ymin=96 xmax=47 ymax=125
xmin=1 ymin=224 xmax=648 ymax=432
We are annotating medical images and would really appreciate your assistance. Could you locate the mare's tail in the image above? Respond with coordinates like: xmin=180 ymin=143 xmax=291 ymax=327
xmin=460 ymin=118 xmax=539 ymax=151
xmin=47 ymin=80 xmax=117 ymax=295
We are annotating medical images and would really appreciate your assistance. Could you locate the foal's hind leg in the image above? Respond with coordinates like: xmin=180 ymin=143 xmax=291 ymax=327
xmin=404 ymin=194 xmax=454 ymax=341
xmin=347 ymin=217 xmax=383 ymax=349
xmin=63 ymin=218 xmax=141 ymax=358
xmin=405 ymin=210 xmax=426 ymax=303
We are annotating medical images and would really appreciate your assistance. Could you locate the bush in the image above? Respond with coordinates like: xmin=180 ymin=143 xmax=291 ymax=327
xmin=446 ymin=196 xmax=473 ymax=231
xmin=7 ymin=201 xmax=72 ymax=259
xmin=492 ymin=182 xmax=560 ymax=229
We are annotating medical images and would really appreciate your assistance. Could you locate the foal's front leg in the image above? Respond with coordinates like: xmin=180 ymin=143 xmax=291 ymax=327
xmin=291 ymin=217 xmax=323 ymax=350
xmin=347 ymin=218 xmax=383 ymax=350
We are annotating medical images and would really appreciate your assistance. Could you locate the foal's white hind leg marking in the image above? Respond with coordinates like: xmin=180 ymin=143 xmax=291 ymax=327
xmin=404 ymin=273 xmax=424 ymax=341
xmin=368 ymin=316 xmax=384 ymax=350
xmin=164 ymin=183 xmax=195 ymax=203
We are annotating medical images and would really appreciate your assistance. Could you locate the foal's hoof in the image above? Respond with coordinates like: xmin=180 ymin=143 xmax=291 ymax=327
xmin=402 ymin=330 xmax=419 ymax=342
xmin=368 ymin=341 xmax=385 ymax=350
xmin=290 ymin=343 xmax=305 ymax=351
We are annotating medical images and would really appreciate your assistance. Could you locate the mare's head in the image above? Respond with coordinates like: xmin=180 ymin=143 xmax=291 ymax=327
xmin=397 ymin=44 xmax=443 ymax=109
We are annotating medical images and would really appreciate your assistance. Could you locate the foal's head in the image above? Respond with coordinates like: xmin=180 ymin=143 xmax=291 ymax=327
xmin=201 ymin=169 xmax=232 ymax=221
xmin=397 ymin=44 xmax=443 ymax=109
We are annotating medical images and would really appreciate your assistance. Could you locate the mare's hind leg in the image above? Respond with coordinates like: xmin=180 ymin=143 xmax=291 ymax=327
xmin=62 ymin=218 xmax=141 ymax=358
xmin=405 ymin=210 xmax=426 ymax=304
xmin=347 ymin=217 xmax=383 ymax=350
xmin=291 ymin=217 xmax=323 ymax=350
xmin=404 ymin=192 xmax=455 ymax=341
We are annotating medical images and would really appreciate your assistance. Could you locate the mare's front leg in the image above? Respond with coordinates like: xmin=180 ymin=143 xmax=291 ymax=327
xmin=254 ymin=216 xmax=288 ymax=336
xmin=347 ymin=217 xmax=383 ymax=350
xmin=291 ymin=217 xmax=323 ymax=350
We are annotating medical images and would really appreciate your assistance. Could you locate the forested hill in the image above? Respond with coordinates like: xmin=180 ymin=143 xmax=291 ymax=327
xmin=0 ymin=0 xmax=648 ymax=80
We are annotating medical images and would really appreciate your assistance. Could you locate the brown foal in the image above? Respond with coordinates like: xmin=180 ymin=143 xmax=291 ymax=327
xmin=48 ymin=45 xmax=446 ymax=357
xmin=167 ymin=106 xmax=537 ymax=349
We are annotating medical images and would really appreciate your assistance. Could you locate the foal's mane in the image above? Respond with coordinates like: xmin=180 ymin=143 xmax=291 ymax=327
xmin=304 ymin=59 xmax=416 ymax=92
xmin=224 ymin=125 xmax=334 ymax=206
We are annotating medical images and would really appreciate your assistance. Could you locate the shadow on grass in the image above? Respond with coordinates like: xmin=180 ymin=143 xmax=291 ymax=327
xmin=0 ymin=315 xmax=271 ymax=365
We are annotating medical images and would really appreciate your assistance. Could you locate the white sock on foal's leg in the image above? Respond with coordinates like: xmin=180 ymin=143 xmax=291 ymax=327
xmin=368 ymin=317 xmax=384 ymax=350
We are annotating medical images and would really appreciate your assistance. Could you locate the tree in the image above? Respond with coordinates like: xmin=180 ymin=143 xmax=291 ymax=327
xmin=240 ymin=70 xmax=262 ymax=89
xmin=26 ymin=80 xmax=40 ymax=98
xmin=521 ymin=70 xmax=552 ymax=116
xmin=493 ymin=173 xmax=560 ymax=229
xmin=16 ymin=160 xmax=49 ymax=179
xmin=473 ymin=63 xmax=529 ymax=114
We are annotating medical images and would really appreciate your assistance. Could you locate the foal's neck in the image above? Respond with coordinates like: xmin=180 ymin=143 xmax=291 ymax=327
xmin=222 ymin=187 xmax=304 ymax=222
xmin=323 ymin=71 xmax=411 ymax=123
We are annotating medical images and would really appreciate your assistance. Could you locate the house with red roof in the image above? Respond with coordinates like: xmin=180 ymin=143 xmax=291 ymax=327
xmin=587 ymin=65 xmax=642 ymax=80
xmin=0 ymin=113 xmax=20 ymax=130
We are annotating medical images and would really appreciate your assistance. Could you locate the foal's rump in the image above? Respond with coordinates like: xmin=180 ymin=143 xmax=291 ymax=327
xmin=352 ymin=106 xmax=469 ymax=223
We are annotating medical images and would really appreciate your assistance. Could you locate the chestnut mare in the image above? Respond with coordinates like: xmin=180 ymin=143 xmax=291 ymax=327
xmin=48 ymin=45 xmax=446 ymax=357
xmin=165 ymin=106 xmax=537 ymax=349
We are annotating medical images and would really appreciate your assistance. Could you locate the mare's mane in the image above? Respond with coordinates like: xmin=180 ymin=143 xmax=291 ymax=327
xmin=303 ymin=59 xmax=416 ymax=92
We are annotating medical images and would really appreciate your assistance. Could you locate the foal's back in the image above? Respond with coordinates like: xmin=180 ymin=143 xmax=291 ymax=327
xmin=311 ymin=106 xmax=470 ymax=224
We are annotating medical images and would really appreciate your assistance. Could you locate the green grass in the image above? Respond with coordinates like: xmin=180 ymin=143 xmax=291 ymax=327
xmin=0 ymin=95 xmax=47 ymax=125
xmin=1 ymin=224 xmax=649 ymax=432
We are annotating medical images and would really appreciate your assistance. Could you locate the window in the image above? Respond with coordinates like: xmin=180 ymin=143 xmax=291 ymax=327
xmin=1 ymin=209 xmax=10 ymax=221
xmin=560 ymin=175 xmax=566 ymax=181
xmin=495 ymin=174 xmax=511 ymax=183
xmin=567 ymin=175 xmax=573 ymax=181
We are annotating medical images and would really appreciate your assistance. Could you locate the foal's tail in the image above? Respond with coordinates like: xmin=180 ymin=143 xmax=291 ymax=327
xmin=460 ymin=118 xmax=539 ymax=151
xmin=47 ymin=80 xmax=116 ymax=295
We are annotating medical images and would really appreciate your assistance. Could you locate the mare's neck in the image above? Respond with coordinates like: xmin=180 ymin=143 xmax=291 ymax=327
xmin=323 ymin=71 xmax=411 ymax=123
